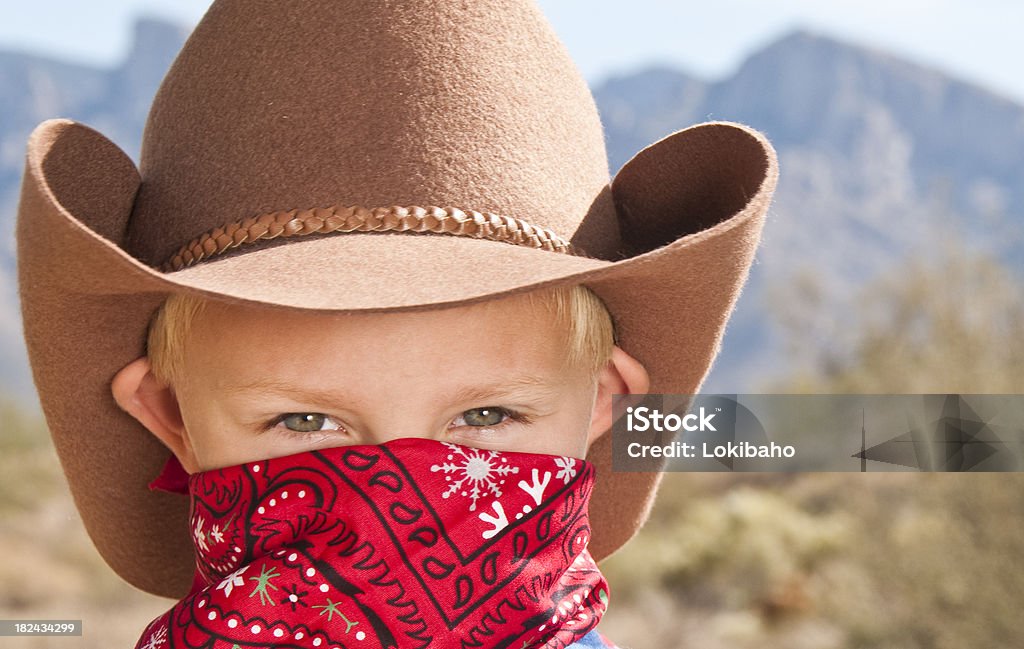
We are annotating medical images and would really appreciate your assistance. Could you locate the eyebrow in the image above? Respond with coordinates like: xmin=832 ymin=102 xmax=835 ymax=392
xmin=223 ymin=373 xmax=560 ymax=407
xmin=223 ymin=378 xmax=345 ymax=405
xmin=446 ymin=374 xmax=561 ymax=405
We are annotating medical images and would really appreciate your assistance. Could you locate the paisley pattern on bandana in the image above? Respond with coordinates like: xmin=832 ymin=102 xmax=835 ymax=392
xmin=135 ymin=438 xmax=609 ymax=649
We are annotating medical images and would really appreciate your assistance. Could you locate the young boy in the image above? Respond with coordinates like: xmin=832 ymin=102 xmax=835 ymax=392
xmin=16 ymin=1 xmax=776 ymax=647
xmin=117 ymin=286 xmax=647 ymax=648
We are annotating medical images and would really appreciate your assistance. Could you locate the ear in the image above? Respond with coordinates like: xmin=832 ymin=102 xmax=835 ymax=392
xmin=111 ymin=357 xmax=199 ymax=473
xmin=588 ymin=345 xmax=650 ymax=445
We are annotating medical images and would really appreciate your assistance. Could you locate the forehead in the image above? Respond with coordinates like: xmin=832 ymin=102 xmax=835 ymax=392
xmin=182 ymin=292 xmax=572 ymax=387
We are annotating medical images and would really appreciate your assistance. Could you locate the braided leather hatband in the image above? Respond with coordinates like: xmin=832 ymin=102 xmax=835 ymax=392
xmin=160 ymin=205 xmax=579 ymax=272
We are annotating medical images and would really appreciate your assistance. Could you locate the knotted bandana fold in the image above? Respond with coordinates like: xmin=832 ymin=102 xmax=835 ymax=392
xmin=135 ymin=438 xmax=609 ymax=648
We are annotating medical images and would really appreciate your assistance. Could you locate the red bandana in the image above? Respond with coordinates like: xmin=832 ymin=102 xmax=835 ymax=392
xmin=136 ymin=438 xmax=609 ymax=648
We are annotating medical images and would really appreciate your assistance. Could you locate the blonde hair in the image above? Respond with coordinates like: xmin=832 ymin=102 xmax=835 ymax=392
xmin=147 ymin=285 xmax=615 ymax=385
xmin=525 ymin=285 xmax=617 ymax=374
xmin=147 ymin=292 xmax=206 ymax=386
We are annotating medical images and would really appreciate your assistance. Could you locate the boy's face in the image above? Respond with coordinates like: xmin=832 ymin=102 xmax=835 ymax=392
xmin=168 ymin=293 xmax=608 ymax=471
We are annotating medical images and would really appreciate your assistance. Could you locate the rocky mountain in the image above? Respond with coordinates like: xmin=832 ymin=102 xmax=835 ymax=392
xmin=597 ymin=31 xmax=1024 ymax=389
xmin=1 ymin=22 xmax=1021 ymax=398
xmin=0 ymin=19 xmax=189 ymax=398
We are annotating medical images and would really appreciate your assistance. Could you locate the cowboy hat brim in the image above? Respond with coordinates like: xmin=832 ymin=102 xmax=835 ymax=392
xmin=18 ymin=118 xmax=776 ymax=597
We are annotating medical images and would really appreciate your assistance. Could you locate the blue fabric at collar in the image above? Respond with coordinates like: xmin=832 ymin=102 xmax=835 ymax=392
xmin=569 ymin=628 xmax=619 ymax=648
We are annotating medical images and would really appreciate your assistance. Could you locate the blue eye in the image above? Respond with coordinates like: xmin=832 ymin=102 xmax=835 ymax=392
xmin=461 ymin=407 xmax=507 ymax=427
xmin=278 ymin=413 xmax=342 ymax=433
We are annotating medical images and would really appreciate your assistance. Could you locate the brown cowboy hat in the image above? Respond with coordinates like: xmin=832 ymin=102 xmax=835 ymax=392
xmin=17 ymin=0 xmax=776 ymax=598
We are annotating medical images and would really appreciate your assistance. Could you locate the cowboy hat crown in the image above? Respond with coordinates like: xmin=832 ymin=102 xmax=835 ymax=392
xmin=130 ymin=0 xmax=623 ymax=272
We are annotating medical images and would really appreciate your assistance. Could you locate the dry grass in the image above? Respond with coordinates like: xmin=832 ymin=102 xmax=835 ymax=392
xmin=0 ymin=404 xmax=170 ymax=648
xmin=599 ymin=472 xmax=1024 ymax=648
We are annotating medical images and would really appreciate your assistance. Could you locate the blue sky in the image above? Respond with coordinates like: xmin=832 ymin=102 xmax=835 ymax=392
xmin=2 ymin=0 xmax=1024 ymax=103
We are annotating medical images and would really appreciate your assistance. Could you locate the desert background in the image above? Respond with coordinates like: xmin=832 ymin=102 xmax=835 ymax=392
xmin=2 ymin=2 xmax=1023 ymax=647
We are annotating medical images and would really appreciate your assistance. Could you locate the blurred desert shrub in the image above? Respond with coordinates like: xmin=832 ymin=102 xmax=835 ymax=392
xmin=0 ymin=400 xmax=169 ymax=648
xmin=599 ymin=238 xmax=1024 ymax=648
xmin=767 ymin=234 xmax=1024 ymax=393
xmin=0 ymin=401 xmax=59 ymax=514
